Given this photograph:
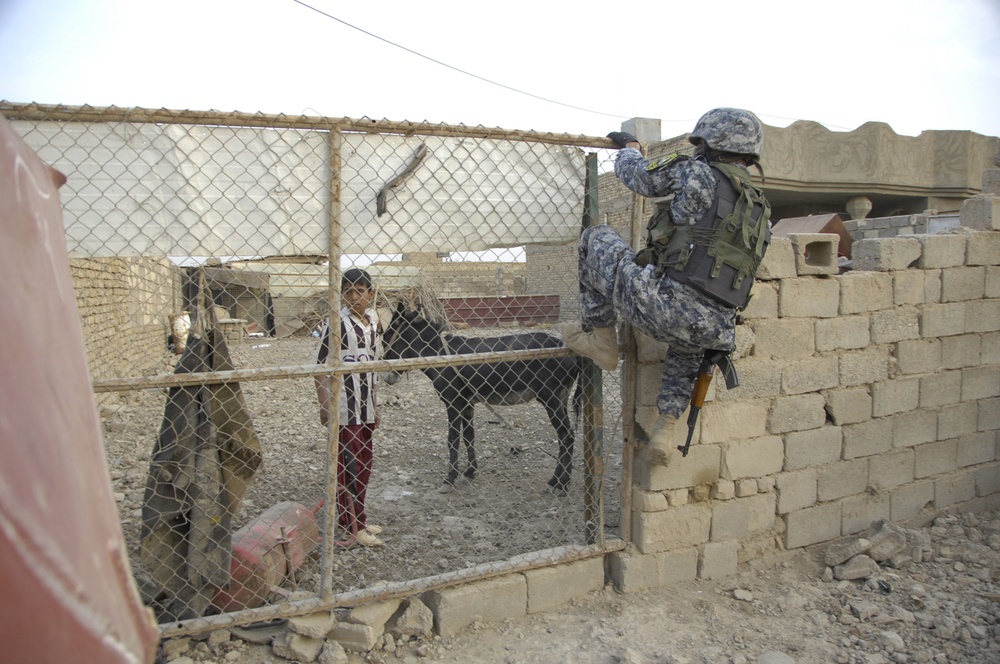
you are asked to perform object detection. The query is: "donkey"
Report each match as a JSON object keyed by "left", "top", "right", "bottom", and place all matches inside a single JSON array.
[{"left": 384, "top": 304, "right": 582, "bottom": 495}]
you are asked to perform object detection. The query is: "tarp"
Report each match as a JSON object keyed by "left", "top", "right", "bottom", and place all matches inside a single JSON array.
[
  {"left": 0, "top": 113, "right": 159, "bottom": 663},
  {"left": 12, "top": 121, "right": 585, "bottom": 258}
]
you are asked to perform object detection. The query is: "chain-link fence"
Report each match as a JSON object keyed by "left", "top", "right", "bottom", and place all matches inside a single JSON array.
[{"left": 3, "top": 102, "right": 636, "bottom": 636}]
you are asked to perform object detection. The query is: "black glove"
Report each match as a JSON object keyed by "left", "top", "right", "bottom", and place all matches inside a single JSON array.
[{"left": 606, "top": 131, "right": 638, "bottom": 149}]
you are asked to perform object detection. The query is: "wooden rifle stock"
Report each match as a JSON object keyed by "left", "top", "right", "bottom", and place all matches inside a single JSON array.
[{"left": 677, "top": 350, "right": 739, "bottom": 457}]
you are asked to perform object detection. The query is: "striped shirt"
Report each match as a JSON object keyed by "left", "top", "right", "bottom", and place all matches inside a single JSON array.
[{"left": 316, "top": 307, "right": 383, "bottom": 426}]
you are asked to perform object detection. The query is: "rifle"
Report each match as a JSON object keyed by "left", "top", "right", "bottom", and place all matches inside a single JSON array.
[{"left": 677, "top": 350, "right": 739, "bottom": 457}]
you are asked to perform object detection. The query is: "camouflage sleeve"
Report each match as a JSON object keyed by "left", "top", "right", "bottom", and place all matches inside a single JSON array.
[{"left": 612, "top": 149, "right": 716, "bottom": 226}]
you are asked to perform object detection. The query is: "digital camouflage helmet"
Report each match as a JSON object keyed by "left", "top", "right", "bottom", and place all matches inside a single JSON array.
[{"left": 689, "top": 108, "right": 764, "bottom": 162}]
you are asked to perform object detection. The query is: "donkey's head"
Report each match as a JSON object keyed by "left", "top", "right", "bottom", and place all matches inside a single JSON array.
[{"left": 384, "top": 302, "right": 445, "bottom": 362}]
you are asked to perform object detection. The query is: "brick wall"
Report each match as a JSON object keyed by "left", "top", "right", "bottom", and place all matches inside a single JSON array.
[
  {"left": 611, "top": 185, "right": 1000, "bottom": 591},
  {"left": 69, "top": 256, "right": 182, "bottom": 408}
]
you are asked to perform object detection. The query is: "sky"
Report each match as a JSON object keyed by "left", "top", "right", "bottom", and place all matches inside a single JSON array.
[{"left": 2, "top": 0, "right": 999, "bottom": 141}]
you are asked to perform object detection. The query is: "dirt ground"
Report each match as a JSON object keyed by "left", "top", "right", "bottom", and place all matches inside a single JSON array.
[{"left": 103, "top": 335, "right": 999, "bottom": 664}]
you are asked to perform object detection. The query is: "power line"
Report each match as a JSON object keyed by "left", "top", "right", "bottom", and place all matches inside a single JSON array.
[{"left": 289, "top": 0, "right": 630, "bottom": 120}]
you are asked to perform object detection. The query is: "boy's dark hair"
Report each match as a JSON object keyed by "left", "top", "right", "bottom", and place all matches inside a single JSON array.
[{"left": 342, "top": 268, "right": 373, "bottom": 289}]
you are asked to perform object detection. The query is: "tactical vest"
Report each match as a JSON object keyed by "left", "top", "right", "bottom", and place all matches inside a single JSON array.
[{"left": 641, "top": 160, "right": 771, "bottom": 310}]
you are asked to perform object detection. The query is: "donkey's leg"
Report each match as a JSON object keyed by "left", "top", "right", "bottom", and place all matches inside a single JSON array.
[
  {"left": 461, "top": 406, "right": 477, "bottom": 480},
  {"left": 541, "top": 393, "right": 576, "bottom": 495},
  {"left": 440, "top": 405, "right": 463, "bottom": 492}
]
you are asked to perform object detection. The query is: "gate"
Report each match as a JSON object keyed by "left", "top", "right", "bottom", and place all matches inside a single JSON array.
[{"left": 4, "top": 102, "right": 631, "bottom": 637}]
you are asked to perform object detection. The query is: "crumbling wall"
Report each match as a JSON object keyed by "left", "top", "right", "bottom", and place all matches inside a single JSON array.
[
  {"left": 610, "top": 179, "right": 1000, "bottom": 592},
  {"left": 69, "top": 256, "right": 182, "bottom": 407}
]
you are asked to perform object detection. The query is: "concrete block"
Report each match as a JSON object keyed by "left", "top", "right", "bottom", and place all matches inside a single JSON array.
[
  {"left": 870, "top": 306, "right": 920, "bottom": 343},
  {"left": 756, "top": 236, "right": 796, "bottom": 280},
  {"left": 919, "top": 371, "right": 962, "bottom": 408},
  {"left": 853, "top": 237, "right": 922, "bottom": 271},
  {"left": 895, "top": 338, "right": 941, "bottom": 375},
  {"left": 960, "top": 194, "right": 1000, "bottom": 231},
  {"left": 871, "top": 377, "right": 921, "bottom": 417},
  {"left": 787, "top": 233, "right": 839, "bottom": 275},
  {"left": 631, "top": 503, "right": 712, "bottom": 554},
  {"left": 633, "top": 489, "right": 669, "bottom": 512},
  {"left": 717, "top": 357, "right": 782, "bottom": 401},
  {"left": 915, "top": 233, "right": 967, "bottom": 268},
  {"left": 423, "top": 575, "right": 527, "bottom": 636},
  {"left": 843, "top": 417, "right": 893, "bottom": 459},
  {"left": 935, "top": 471, "right": 976, "bottom": 508},
  {"left": 815, "top": 315, "right": 870, "bottom": 351},
  {"left": 749, "top": 318, "right": 815, "bottom": 359},
  {"left": 784, "top": 502, "right": 842, "bottom": 549},
  {"left": 720, "top": 436, "right": 784, "bottom": 479},
  {"left": 839, "top": 272, "right": 894, "bottom": 314},
  {"left": 660, "top": 547, "right": 701, "bottom": 584},
  {"left": 958, "top": 432, "right": 997, "bottom": 467},
  {"left": 985, "top": 332, "right": 1000, "bottom": 364},
  {"left": 699, "top": 540, "right": 739, "bottom": 580},
  {"left": 735, "top": 478, "right": 758, "bottom": 497},
  {"left": 347, "top": 600, "right": 401, "bottom": 630},
  {"left": 987, "top": 266, "right": 1000, "bottom": 298},
  {"left": 924, "top": 269, "right": 943, "bottom": 302},
  {"left": 781, "top": 355, "right": 839, "bottom": 395},
  {"left": 893, "top": 270, "right": 926, "bottom": 306},
  {"left": 841, "top": 493, "right": 891, "bottom": 535},
  {"left": 869, "top": 448, "right": 915, "bottom": 491},
  {"left": 746, "top": 492, "right": 777, "bottom": 534},
  {"left": 890, "top": 480, "right": 936, "bottom": 521},
  {"left": 711, "top": 480, "right": 736, "bottom": 500},
  {"left": 666, "top": 488, "right": 689, "bottom": 506},
  {"left": 975, "top": 462, "right": 1000, "bottom": 496},
  {"left": 775, "top": 468, "right": 817, "bottom": 514},
  {"left": 892, "top": 409, "right": 938, "bottom": 448},
  {"left": 839, "top": 347, "right": 890, "bottom": 387},
  {"left": 818, "top": 458, "right": 870, "bottom": 501},
  {"left": 778, "top": 277, "right": 840, "bottom": 318},
  {"left": 635, "top": 363, "right": 663, "bottom": 409},
  {"left": 914, "top": 440, "right": 958, "bottom": 478},
  {"left": 938, "top": 401, "right": 978, "bottom": 440},
  {"left": 941, "top": 266, "right": 986, "bottom": 302},
  {"left": 824, "top": 387, "right": 872, "bottom": 426},
  {"left": 525, "top": 557, "right": 604, "bottom": 614},
  {"left": 639, "top": 443, "right": 720, "bottom": 491},
  {"left": 966, "top": 299, "right": 1000, "bottom": 333},
  {"left": 607, "top": 550, "right": 662, "bottom": 593},
  {"left": 784, "top": 425, "right": 843, "bottom": 471},
  {"left": 962, "top": 365, "right": 1000, "bottom": 401},
  {"left": 920, "top": 302, "right": 966, "bottom": 338},
  {"left": 984, "top": 169, "right": 1000, "bottom": 195},
  {"left": 273, "top": 632, "right": 324, "bottom": 661},
  {"left": 769, "top": 393, "right": 826, "bottom": 434},
  {"left": 979, "top": 397, "right": 1000, "bottom": 432},
  {"left": 699, "top": 400, "right": 769, "bottom": 444},
  {"left": 710, "top": 498, "right": 749, "bottom": 541},
  {"left": 742, "top": 281, "right": 778, "bottom": 319},
  {"left": 327, "top": 622, "right": 378, "bottom": 653},
  {"left": 941, "top": 334, "right": 981, "bottom": 369},
  {"left": 966, "top": 230, "right": 1000, "bottom": 266}
]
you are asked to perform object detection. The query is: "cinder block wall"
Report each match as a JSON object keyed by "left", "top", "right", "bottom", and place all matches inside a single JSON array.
[
  {"left": 69, "top": 256, "right": 182, "bottom": 409},
  {"left": 611, "top": 185, "right": 1000, "bottom": 592},
  {"left": 414, "top": 261, "right": 526, "bottom": 298}
]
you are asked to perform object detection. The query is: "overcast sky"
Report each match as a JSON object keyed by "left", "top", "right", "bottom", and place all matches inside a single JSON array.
[{"left": 2, "top": 0, "right": 999, "bottom": 141}]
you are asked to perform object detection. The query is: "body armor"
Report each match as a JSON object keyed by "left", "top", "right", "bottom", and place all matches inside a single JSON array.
[{"left": 642, "top": 160, "right": 771, "bottom": 310}]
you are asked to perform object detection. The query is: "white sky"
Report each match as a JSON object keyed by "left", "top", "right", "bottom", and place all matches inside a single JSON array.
[{"left": 2, "top": 0, "right": 999, "bottom": 140}]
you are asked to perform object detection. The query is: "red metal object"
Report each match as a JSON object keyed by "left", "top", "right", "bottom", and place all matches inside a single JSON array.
[
  {"left": 210, "top": 501, "right": 321, "bottom": 613},
  {"left": 0, "top": 115, "right": 159, "bottom": 661},
  {"left": 441, "top": 295, "right": 560, "bottom": 328}
]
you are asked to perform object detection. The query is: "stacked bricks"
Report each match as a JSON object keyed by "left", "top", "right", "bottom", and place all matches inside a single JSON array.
[{"left": 613, "top": 195, "right": 1000, "bottom": 591}]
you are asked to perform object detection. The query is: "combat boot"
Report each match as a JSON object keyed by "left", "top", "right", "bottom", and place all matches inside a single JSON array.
[
  {"left": 559, "top": 322, "right": 618, "bottom": 371},
  {"left": 647, "top": 413, "right": 678, "bottom": 466}
]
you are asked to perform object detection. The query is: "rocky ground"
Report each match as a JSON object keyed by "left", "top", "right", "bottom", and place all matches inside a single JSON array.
[{"left": 100, "top": 335, "right": 999, "bottom": 664}]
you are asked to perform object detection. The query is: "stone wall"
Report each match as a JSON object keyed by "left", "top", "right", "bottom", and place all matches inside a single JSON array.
[
  {"left": 610, "top": 184, "right": 1000, "bottom": 592},
  {"left": 69, "top": 256, "right": 182, "bottom": 408},
  {"left": 408, "top": 259, "right": 527, "bottom": 299}
]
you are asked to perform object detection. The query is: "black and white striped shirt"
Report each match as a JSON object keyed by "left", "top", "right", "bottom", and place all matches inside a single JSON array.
[{"left": 316, "top": 307, "right": 382, "bottom": 425}]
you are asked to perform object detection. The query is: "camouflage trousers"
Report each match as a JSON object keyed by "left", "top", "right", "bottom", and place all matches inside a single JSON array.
[{"left": 577, "top": 225, "right": 737, "bottom": 417}]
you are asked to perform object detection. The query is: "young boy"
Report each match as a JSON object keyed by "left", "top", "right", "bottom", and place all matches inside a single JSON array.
[{"left": 315, "top": 268, "right": 386, "bottom": 547}]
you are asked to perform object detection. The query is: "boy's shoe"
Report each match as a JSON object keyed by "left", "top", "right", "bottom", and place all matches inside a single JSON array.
[
  {"left": 354, "top": 528, "right": 383, "bottom": 547},
  {"left": 364, "top": 524, "right": 383, "bottom": 536},
  {"left": 559, "top": 322, "right": 618, "bottom": 371}
]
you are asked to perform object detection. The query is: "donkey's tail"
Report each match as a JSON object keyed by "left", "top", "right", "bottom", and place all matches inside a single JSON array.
[{"left": 571, "top": 355, "right": 584, "bottom": 427}]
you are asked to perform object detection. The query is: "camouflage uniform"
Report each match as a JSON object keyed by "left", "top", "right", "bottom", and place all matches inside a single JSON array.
[{"left": 577, "top": 147, "right": 740, "bottom": 417}]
